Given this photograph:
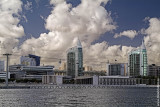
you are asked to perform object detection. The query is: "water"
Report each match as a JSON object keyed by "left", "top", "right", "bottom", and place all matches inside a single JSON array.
[{"left": 0, "top": 87, "right": 157, "bottom": 107}]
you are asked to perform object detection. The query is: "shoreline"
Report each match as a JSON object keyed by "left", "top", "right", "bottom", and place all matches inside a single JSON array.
[{"left": 0, "top": 83, "right": 158, "bottom": 89}]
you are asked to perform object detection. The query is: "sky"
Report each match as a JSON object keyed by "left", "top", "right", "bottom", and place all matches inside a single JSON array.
[{"left": 0, "top": 0, "right": 160, "bottom": 70}]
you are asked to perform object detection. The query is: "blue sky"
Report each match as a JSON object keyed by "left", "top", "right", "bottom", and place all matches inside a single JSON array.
[
  {"left": 19, "top": 0, "right": 160, "bottom": 47},
  {"left": 105, "top": 0, "right": 160, "bottom": 46}
]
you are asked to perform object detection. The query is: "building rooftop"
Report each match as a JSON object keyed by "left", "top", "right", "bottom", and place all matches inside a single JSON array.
[
  {"left": 77, "top": 37, "right": 82, "bottom": 48},
  {"left": 99, "top": 76, "right": 130, "bottom": 78},
  {"left": 141, "top": 40, "right": 146, "bottom": 50}
]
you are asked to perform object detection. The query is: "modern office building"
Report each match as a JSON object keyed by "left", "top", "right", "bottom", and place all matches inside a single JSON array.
[
  {"left": 0, "top": 60, "right": 4, "bottom": 72},
  {"left": 148, "top": 64, "right": 160, "bottom": 77},
  {"left": 128, "top": 40, "right": 148, "bottom": 77},
  {"left": 67, "top": 38, "right": 83, "bottom": 77},
  {"left": 9, "top": 64, "right": 54, "bottom": 80},
  {"left": 99, "top": 76, "right": 136, "bottom": 85},
  {"left": 106, "top": 63, "right": 128, "bottom": 76},
  {"left": 20, "top": 54, "right": 40, "bottom": 66}
]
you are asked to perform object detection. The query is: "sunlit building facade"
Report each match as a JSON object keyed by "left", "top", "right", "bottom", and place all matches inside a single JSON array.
[
  {"left": 59, "top": 62, "right": 67, "bottom": 71},
  {"left": 128, "top": 40, "right": 148, "bottom": 77},
  {"left": 67, "top": 38, "right": 83, "bottom": 77},
  {"left": 107, "top": 63, "right": 128, "bottom": 76},
  {"left": 84, "top": 65, "right": 93, "bottom": 71}
]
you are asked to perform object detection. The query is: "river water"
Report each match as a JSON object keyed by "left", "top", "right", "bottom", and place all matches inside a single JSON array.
[{"left": 0, "top": 87, "right": 157, "bottom": 107}]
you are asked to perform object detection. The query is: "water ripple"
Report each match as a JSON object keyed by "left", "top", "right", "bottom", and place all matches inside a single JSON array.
[{"left": 0, "top": 88, "right": 157, "bottom": 107}]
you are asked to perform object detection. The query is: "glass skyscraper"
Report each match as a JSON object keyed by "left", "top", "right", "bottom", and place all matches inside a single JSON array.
[
  {"left": 128, "top": 40, "right": 148, "bottom": 77},
  {"left": 67, "top": 38, "right": 83, "bottom": 77},
  {"left": 107, "top": 63, "right": 128, "bottom": 76}
]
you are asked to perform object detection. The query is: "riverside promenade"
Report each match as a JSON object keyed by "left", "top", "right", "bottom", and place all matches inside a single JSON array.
[{"left": 0, "top": 83, "right": 157, "bottom": 89}]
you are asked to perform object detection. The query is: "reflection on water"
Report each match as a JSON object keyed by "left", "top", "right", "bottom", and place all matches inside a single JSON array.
[{"left": 0, "top": 87, "right": 157, "bottom": 107}]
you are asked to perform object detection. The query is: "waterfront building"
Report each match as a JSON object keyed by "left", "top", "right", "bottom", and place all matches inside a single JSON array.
[
  {"left": 42, "top": 75, "right": 96, "bottom": 85},
  {"left": 9, "top": 64, "right": 23, "bottom": 72},
  {"left": 42, "top": 75, "right": 63, "bottom": 85},
  {"left": 106, "top": 63, "right": 128, "bottom": 76},
  {"left": 9, "top": 55, "right": 53, "bottom": 80},
  {"left": 42, "top": 75, "right": 137, "bottom": 85},
  {"left": 128, "top": 40, "right": 148, "bottom": 77},
  {"left": 20, "top": 54, "right": 40, "bottom": 66},
  {"left": 99, "top": 76, "right": 136, "bottom": 85},
  {"left": 0, "top": 60, "right": 4, "bottom": 72},
  {"left": 9, "top": 64, "right": 54, "bottom": 80},
  {"left": 74, "top": 76, "right": 93, "bottom": 84},
  {"left": 67, "top": 38, "right": 83, "bottom": 77},
  {"left": 0, "top": 72, "right": 10, "bottom": 79},
  {"left": 148, "top": 64, "right": 160, "bottom": 77}
]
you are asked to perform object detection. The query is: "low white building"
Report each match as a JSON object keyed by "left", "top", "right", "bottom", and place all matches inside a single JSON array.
[
  {"left": 42, "top": 75, "right": 136, "bottom": 85},
  {"left": 99, "top": 76, "right": 136, "bottom": 85},
  {"left": 42, "top": 75, "right": 63, "bottom": 85},
  {"left": 9, "top": 64, "right": 54, "bottom": 80},
  {"left": 0, "top": 72, "right": 10, "bottom": 79}
]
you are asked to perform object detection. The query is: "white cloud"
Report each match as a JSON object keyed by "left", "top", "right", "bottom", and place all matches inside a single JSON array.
[
  {"left": 45, "top": 0, "right": 116, "bottom": 44},
  {"left": 114, "top": 30, "right": 138, "bottom": 39},
  {"left": 50, "top": 0, "right": 65, "bottom": 5},
  {"left": 83, "top": 42, "right": 134, "bottom": 70},
  {"left": 0, "top": 0, "right": 22, "bottom": 14},
  {"left": 0, "top": 37, "right": 19, "bottom": 54},
  {"left": 2, "top": 0, "right": 158, "bottom": 70},
  {"left": 143, "top": 18, "right": 160, "bottom": 65},
  {"left": 0, "top": 0, "right": 24, "bottom": 57},
  {"left": 20, "top": 0, "right": 118, "bottom": 69},
  {"left": 143, "top": 17, "right": 150, "bottom": 22}
]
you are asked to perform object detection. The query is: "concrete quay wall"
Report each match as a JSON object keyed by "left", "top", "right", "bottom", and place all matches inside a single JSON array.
[{"left": 0, "top": 84, "right": 157, "bottom": 89}]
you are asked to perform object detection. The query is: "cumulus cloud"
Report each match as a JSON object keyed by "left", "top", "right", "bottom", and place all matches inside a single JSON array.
[
  {"left": 0, "top": 0, "right": 24, "bottom": 55},
  {"left": 0, "top": 0, "right": 157, "bottom": 70},
  {"left": 114, "top": 30, "right": 138, "bottom": 39},
  {"left": 1, "top": 0, "right": 153, "bottom": 70},
  {"left": 0, "top": 37, "right": 19, "bottom": 53},
  {"left": 45, "top": 0, "right": 116, "bottom": 44},
  {"left": 20, "top": 0, "right": 118, "bottom": 69},
  {"left": 50, "top": 0, "right": 65, "bottom": 5},
  {"left": 83, "top": 42, "right": 134, "bottom": 70},
  {"left": 143, "top": 18, "right": 160, "bottom": 65}
]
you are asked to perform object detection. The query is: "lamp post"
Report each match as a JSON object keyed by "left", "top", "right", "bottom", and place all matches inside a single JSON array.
[{"left": 3, "top": 53, "right": 12, "bottom": 87}]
